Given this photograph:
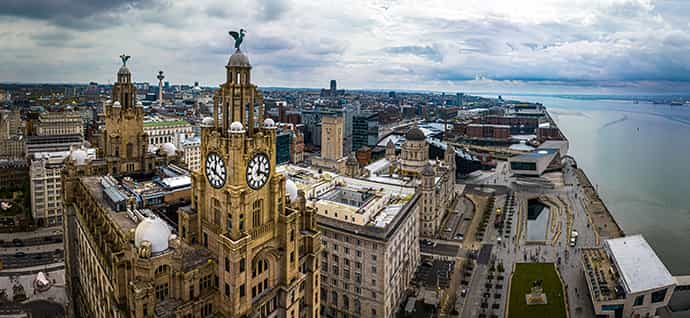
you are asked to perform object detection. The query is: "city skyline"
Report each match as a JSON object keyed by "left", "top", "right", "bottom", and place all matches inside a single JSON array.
[{"left": 2, "top": 0, "right": 690, "bottom": 94}]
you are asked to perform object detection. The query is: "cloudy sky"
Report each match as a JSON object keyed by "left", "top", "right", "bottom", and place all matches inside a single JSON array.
[{"left": 2, "top": 0, "right": 690, "bottom": 93}]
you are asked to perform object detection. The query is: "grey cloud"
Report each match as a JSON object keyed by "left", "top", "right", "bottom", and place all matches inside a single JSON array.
[
  {"left": 383, "top": 45, "right": 442, "bottom": 62},
  {"left": 0, "top": 0, "right": 155, "bottom": 29}
]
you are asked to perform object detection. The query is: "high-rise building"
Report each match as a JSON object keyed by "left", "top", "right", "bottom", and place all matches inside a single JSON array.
[
  {"left": 62, "top": 44, "right": 321, "bottom": 318},
  {"left": 330, "top": 80, "right": 337, "bottom": 96},
  {"left": 320, "top": 115, "right": 343, "bottom": 161},
  {"left": 352, "top": 112, "right": 378, "bottom": 152},
  {"left": 276, "top": 131, "right": 291, "bottom": 164}
]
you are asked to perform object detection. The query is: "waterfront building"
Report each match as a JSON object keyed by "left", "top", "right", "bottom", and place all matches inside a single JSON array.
[
  {"left": 364, "top": 135, "right": 456, "bottom": 238},
  {"left": 399, "top": 127, "right": 428, "bottom": 176},
  {"left": 62, "top": 46, "right": 321, "bottom": 318},
  {"left": 280, "top": 165, "right": 420, "bottom": 318},
  {"left": 581, "top": 235, "right": 676, "bottom": 318}
]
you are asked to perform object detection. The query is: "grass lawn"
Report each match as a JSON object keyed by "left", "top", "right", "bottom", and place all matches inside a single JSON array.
[{"left": 508, "top": 263, "right": 566, "bottom": 318}]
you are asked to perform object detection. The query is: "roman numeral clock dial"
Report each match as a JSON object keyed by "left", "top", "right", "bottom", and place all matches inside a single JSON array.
[
  {"left": 247, "top": 153, "right": 270, "bottom": 190},
  {"left": 205, "top": 152, "right": 226, "bottom": 189}
]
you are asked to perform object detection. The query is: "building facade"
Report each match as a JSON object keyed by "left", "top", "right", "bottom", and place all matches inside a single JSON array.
[
  {"left": 30, "top": 150, "right": 92, "bottom": 226},
  {"left": 181, "top": 137, "right": 201, "bottom": 172},
  {"left": 144, "top": 117, "right": 193, "bottom": 147},
  {"left": 34, "top": 111, "right": 84, "bottom": 137},
  {"left": 352, "top": 113, "right": 378, "bottom": 153},
  {"left": 321, "top": 115, "right": 344, "bottom": 161},
  {"left": 281, "top": 165, "right": 420, "bottom": 318},
  {"left": 63, "top": 47, "right": 322, "bottom": 318}
]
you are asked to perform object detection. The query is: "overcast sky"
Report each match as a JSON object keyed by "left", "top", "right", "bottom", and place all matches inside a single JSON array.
[{"left": 2, "top": 0, "right": 690, "bottom": 93}]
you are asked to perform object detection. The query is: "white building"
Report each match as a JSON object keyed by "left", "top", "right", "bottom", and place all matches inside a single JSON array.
[
  {"left": 30, "top": 148, "right": 95, "bottom": 225},
  {"left": 143, "top": 116, "right": 193, "bottom": 147},
  {"left": 280, "top": 165, "right": 420, "bottom": 318},
  {"left": 581, "top": 235, "right": 676, "bottom": 318},
  {"left": 181, "top": 136, "right": 201, "bottom": 172}
]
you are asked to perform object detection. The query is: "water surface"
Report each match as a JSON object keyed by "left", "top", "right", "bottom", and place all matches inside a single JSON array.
[{"left": 503, "top": 95, "right": 690, "bottom": 274}]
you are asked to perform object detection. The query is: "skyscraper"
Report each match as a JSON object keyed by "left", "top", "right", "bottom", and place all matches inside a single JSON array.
[{"left": 330, "top": 79, "right": 337, "bottom": 96}]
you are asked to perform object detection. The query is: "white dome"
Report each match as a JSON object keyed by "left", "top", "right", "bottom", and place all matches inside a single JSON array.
[
  {"left": 161, "top": 143, "right": 177, "bottom": 156},
  {"left": 285, "top": 179, "right": 298, "bottom": 201},
  {"left": 230, "top": 121, "right": 244, "bottom": 133},
  {"left": 69, "top": 149, "right": 88, "bottom": 165},
  {"left": 263, "top": 118, "right": 276, "bottom": 129},
  {"left": 113, "top": 101, "right": 121, "bottom": 107},
  {"left": 201, "top": 117, "right": 214, "bottom": 127},
  {"left": 134, "top": 217, "right": 172, "bottom": 253}
]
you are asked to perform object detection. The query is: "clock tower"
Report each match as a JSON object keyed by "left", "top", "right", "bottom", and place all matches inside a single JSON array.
[{"left": 182, "top": 37, "right": 321, "bottom": 318}]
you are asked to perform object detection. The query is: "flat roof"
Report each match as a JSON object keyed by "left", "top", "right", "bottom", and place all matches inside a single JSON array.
[{"left": 606, "top": 235, "right": 675, "bottom": 294}]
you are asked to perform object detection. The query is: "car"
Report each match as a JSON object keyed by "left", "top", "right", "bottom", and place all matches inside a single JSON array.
[
  {"left": 454, "top": 234, "right": 464, "bottom": 241},
  {"left": 420, "top": 239, "right": 436, "bottom": 247},
  {"left": 570, "top": 230, "right": 579, "bottom": 247},
  {"left": 12, "top": 239, "right": 23, "bottom": 247},
  {"left": 14, "top": 252, "right": 26, "bottom": 257},
  {"left": 461, "top": 288, "right": 468, "bottom": 297}
]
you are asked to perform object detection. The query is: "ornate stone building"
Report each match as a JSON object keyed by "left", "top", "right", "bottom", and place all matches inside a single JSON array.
[
  {"left": 63, "top": 45, "right": 321, "bottom": 318},
  {"left": 101, "top": 58, "right": 156, "bottom": 175},
  {"left": 398, "top": 127, "right": 428, "bottom": 176}
]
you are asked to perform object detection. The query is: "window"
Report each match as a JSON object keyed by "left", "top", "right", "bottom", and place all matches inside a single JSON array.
[
  {"left": 225, "top": 283, "right": 230, "bottom": 296},
  {"left": 652, "top": 289, "right": 668, "bottom": 303},
  {"left": 634, "top": 295, "right": 644, "bottom": 306},
  {"left": 239, "top": 214, "right": 245, "bottom": 232},
  {"left": 225, "top": 257, "right": 230, "bottom": 272},
  {"left": 239, "top": 258, "right": 245, "bottom": 272},
  {"left": 252, "top": 199, "right": 263, "bottom": 227},
  {"left": 239, "top": 284, "right": 245, "bottom": 297},
  {"left": 155, "top": 283, "right": 169, "bottom": 301}
]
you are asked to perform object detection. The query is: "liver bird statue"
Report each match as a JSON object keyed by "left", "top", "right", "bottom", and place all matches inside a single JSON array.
[
  {"left": 120, "top": 54, "right": 131, "bottom": 66},
  {"left": 229, "top": 29, "right": 246, "bottom": 50}
]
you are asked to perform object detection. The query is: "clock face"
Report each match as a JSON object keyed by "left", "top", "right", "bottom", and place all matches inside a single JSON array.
[
  {"left": 246, "top": 153, "right": 270, "bottom": 190},
  {"left": 205, "top": 152, "right": 226, "bottom": 189}
]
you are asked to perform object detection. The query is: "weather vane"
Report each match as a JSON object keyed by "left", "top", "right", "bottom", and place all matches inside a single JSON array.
[
  {"left": 229, "top": 29, "right": 246, "bottom": 50},
  {"left": 120, "top": 54, "right": 131, "bottom": 66}
]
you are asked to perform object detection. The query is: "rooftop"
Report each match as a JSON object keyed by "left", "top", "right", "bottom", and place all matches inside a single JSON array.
[{"left": 606, "top": 235, "right": 675, "bottom": 294}]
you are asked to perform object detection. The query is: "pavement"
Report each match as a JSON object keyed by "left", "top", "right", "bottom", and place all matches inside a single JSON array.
[{"left": 451, "top": 160, "right": 600, "bottom": 318}]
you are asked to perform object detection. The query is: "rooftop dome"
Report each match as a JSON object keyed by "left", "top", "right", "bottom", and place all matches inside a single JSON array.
[
  {"left": 201, "top": 117, "right": 214, "bottom": 127},
  {"left": 263, "top": 118, "right": 276, "bottom": 129},
  {"left": 228, "top": 50, "right": 251, "bottom": 67},
  {"left": 118, "top": 65, "right": 131, "bottom": 75},
  {"left": 134, "top": 217, "right": 172, "bottom": 253},
  {"left": 136, "top": 101, "right": 143, "bottom": 108},
  {"left": 230, "top": 121, "right": 245, "bottom": 133},
  {"left": 285, "top": 179, "right": 298, "bottom": 202},
  {"left": 160, "top": 143, "right": 177, "bottom": 157},
  {"left": 69, "top": 148, "right": 88, "bottom": 166},
  {"left": 422, "top": 163, "right": 435, "bottom": 176},
  {"left": 405, "top": 127, "right": 425, "bottom": 141},
  {"left": 113, "top": 101, "right": 121, "bottom": 108}
]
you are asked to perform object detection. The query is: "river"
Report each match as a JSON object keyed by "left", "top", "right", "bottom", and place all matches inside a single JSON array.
[{"left": 500, "top": 95, "right": 690, "bottom": 275}]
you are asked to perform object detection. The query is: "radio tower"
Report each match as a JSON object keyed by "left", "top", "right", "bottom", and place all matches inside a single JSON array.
[{"left": 157, "top": 70, "right": 165, "bottom": 108}]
